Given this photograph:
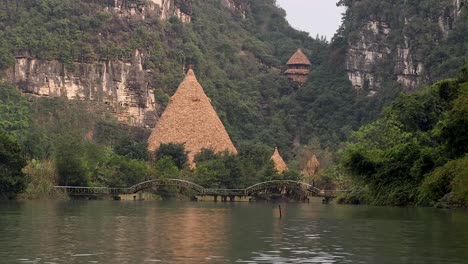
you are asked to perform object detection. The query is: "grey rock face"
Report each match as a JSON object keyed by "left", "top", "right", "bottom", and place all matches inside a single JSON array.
[
  {"left": 345, "top": 0, "right": 465, "bottom": 93},
  {"left": 8, "top": 50, "right": 158, "bottom": 128},
  {"left": 5, "top": 0, "right": 198, "bottom": 128},
  {"left": 107, "top": 0, "right": 191, "bottom": 22}
]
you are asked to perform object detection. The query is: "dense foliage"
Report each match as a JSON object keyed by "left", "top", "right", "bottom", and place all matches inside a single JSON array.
[
  {"left": 0, "top": 82, "right": 32, "bottom": 144},
  {"left": 0, "top": 0, "right": 466, "bottom": 202},
  {"left": 20, "top": 159, "right": 67, "bottom": 199},
  {"left": 155, "top": 143, "right": 189, "bottom": 169},
  {"left": 191, "top": 146, "right": 300, "bottom": 189},
  {"left": 340, "top": 65, "right": 468, "bottom": 207},
  {"left": 0, "top": 0, "right": 397, "bottom": 162},
  {"left": 0, "top": 132, "right": 26, "bottom": 199},
  {"left": 337, "top": 0, "right": 467, "bottom": 84}
]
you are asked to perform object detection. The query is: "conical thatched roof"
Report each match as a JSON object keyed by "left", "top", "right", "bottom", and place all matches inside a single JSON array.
[
  {"left": 271, "top": 147, "right": 288, "bottom": 173},
  {"left": 301, "top": 154, "right": 320, "bottom": 177},
  {"left": 148, "top": 69, "right": 237, "bottom": 165},
  {"left": 287, "top": 49, "right": 311, "bottom": 65}
]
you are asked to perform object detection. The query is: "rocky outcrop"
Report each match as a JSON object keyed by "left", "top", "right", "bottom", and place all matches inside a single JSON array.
[
  {"left": 5, "top": 0, "right": 199, "bottom": 128},
  {"left": 8, "top": 50, "right": 158, "bottom": 128},
  {"left": 107, "top": 0, "right": 192, "bottom": 22},
  {"left": 394, "top": 37, "right": 425, "bottom": 91},
  {"left": 221, "top": 0, "right": 249, "bottom": 18},
  {"left": 4, "top": 0, "right": 253, "bottom": 129},
  {"left": 345, "top": 20, "right": 390, "bottom": 93},
  {"left": 439, "top": 0, "right": 465, "bottom": 37},
  {"left": 345, "top": 0, "right": 466, "bottom": 92}
]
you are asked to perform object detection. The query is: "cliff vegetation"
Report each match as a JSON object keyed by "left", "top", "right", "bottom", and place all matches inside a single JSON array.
[
  {"left": 0, "top": 0, "right": 466, "bottom": 202},
  {"left": 338, "top": 65, "right": 468, "bottom": 207},
  {"left": 337, "top": 0, "right": 467, "bottom": 92}
]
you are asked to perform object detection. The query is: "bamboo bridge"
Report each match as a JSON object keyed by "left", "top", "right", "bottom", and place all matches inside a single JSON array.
[{"left": 55, "top": 179, "right": 343, "bottom": 203}]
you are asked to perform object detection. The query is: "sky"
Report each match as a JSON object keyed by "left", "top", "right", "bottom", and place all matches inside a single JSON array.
[{"left": 276, "top": 0, "right": 345, "bottom": 41}]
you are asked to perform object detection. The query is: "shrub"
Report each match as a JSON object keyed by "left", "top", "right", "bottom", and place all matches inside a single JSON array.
[
  {"left": 20, "top": 160, "right": 67, "bottom": 199},
  {"left": 55, "top": 138, "right": 90, "bottom": 186},
  {"left": 98, "top": 155, "right": 148, "bottom": 187},
  {"left": 418, "top": 156, "right": 468, "bottom": 207},
  {"left": 155, "top": 143, "right": 188, "bottom": 169},
  {"left": 152, "top": 156, "right": 180, "bottom": 179},
  {"left": 0, "top": 132, "right": 26, "bottom": 199}
]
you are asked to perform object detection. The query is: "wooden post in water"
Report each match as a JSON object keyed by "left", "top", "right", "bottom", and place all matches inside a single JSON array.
[{"left": 278, "top": 205, "right": 282, "bottom": 219}]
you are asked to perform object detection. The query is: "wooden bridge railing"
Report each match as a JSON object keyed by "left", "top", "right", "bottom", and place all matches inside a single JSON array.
[
  {"left": 55, "top": 179, "right": 345, "bottom": 198},
  {"left": 54, "top": 186, "right": 129, "bottom": 196},
  {"left": 128, "top": 179, "right": 205, "bottom": 195}
]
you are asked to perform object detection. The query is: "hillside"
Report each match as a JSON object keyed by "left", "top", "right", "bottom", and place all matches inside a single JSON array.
[
  {"left": 0, "top": 0, "right": 376, "bottom": 160},
  {"left": 339, "top": 64, "right": 468, "bottom": 207},
  {"left": 0, "top": 0, "right": 467, "bottom": 199},
  {"left": 339, "top": 0, "right": 467, "bottom": 93}
]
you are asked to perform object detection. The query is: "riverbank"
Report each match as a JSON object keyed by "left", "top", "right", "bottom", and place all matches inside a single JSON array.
[{"left": 335, "top": 187, "right": 468, "bottom": 209}]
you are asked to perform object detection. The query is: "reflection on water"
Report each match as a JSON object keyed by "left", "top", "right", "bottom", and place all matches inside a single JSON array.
[{"left": 0, "top": 200, "right": 468, "bottom": 263}]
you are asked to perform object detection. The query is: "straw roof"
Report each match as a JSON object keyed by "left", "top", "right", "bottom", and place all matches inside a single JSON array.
[
  {"left": 301, "top": 154, "right": 320, "bottom": 177},
  {"left": 285, "top": 68, "right": 310, "bottom": 75},
  {"left": 148, "top": 69, "right": 238, "bottom": 165},
  {"left": 271, "top": 147, "right": 288, "bottom": 173},
  {"left": 287, "top": 49, "right": 311, "bottom": 66}
]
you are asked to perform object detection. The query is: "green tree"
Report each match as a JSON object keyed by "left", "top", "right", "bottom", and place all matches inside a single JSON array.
[
  {"left": 155, "top": 143, "right": 188, "bottom": 169},
  {"left": 218, "top": 153, "right": 243, "bottom": 189},
  {"left": 55, "top": 138, "right": 89, "bottom": 186},
  {"left": 439, "top": 83, "right": 468, "bottom": 156},
  {"left": 98, "top": 155, "right": 148, "bottom": 187},
  {"left": 0, "top": 82, "right": 32, "bottom": 143},
  {"left": 281, "top": 170, "right": 302, "bottom": 181},
  {"left": 193, "top": 159, "right": 227, "bottom": 188},
  {"left": 114, "top": 139, "right": 148, "bottom": 160},
  {"left": 0, "top": 132, "right": 26, "bottom": 199},
  {"left": 152, "top": 156, "right": 180, "bottom": 179},
  {"left": 237, "top": 143, "right": 275, "bottom": 184},
  {"left": 340, "top": 65, "right": 468, "bottom": 206},
  {"left": 194, "top": 148, "right": 217, "bottom": 163},
  {"left": 418, "top": 156, "right": 468, "bottom": 207}
]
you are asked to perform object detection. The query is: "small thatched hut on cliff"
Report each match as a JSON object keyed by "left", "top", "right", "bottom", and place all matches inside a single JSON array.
[
  {"left": 285, "top": 49, "right": 311, "bottom": 85},
  {"left": 271, "top": 147, "right": 288, "bottom": 173},
  {"left": 147, "top": 69, "right": 237, "bottom": 165}
]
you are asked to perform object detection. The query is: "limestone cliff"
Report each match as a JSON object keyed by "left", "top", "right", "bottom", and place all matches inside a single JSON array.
[
  {"left": 107, "top": 0, "right": 192, "bottom": 22},
  {"left": 4, "top": 0, "right": 252, "bottom": 128},
  {"left": 343, "top": 0, "right": 466, "bottom": 93},
  {"left": 5, "top": 0, "right": 197, "bottom": 128},
  {"left": 221, "top": 0, "right": 249, "bottom": 18},
  {"left": 8, "top": 50, "right": 158, "bottom": 128}
]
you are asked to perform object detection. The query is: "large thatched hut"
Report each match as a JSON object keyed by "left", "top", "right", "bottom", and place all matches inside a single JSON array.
[{"left": 148, "top": 69, "right": 237, "bottom": 165}]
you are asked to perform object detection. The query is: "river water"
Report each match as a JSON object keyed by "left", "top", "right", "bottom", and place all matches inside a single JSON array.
[{"left": 1, "top": 199, "right": 467, "bottom": 263}]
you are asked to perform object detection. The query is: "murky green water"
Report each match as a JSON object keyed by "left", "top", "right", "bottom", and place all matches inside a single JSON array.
[{"left": 1, "top": 199, "right": 467, "bottom": 263}]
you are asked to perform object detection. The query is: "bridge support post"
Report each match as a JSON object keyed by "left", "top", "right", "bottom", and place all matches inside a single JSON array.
[
  {"left": 229, "top": 195, "right": 234, "bottom": 202},
  {"left": 214, "top": 195, "right": 218, "bottom": 202},
  {"left": 322, "top": 197, "right": 331, "bottom": 204}
]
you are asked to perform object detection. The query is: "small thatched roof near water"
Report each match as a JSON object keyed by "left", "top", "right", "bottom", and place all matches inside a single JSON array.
[
  {"left": 287, "top": 49, "right": 311, "bottom": 66},
  {"left": 148, "top": 69, "right": 238, "bottom": 165},
  {"left": 271, "top": 147, "right": 288, "bottom": 173},
  {"left": 301, "top": 154, "right": 320, "bottom": 177}
]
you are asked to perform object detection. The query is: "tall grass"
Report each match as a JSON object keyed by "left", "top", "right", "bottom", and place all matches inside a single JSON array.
[{"left": 18, "top": 160, "right": 68, "bottom": 200}]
